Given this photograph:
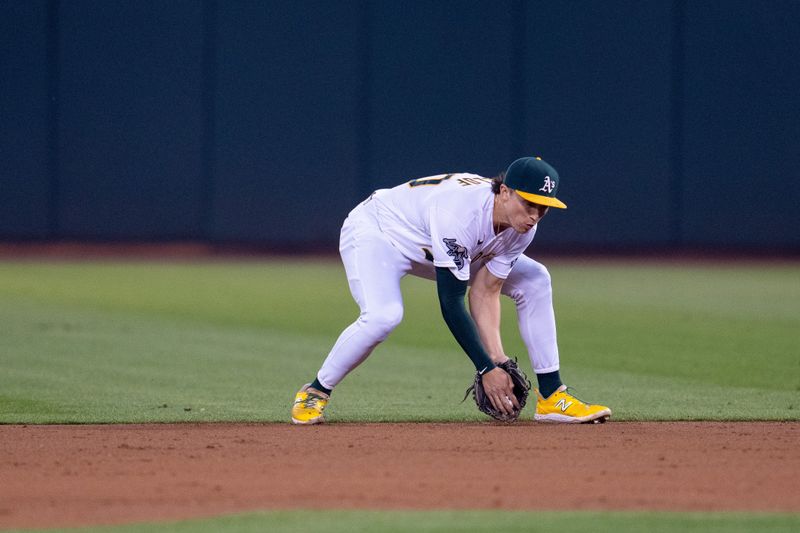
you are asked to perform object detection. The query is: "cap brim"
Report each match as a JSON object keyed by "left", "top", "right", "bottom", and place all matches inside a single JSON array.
[{"left": 515, "top": 190, "right": 567, "bottom": 209}]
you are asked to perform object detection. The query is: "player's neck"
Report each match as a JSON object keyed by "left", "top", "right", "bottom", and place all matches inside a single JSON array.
[{"left": 492, "top": 195, "right": 509, "bottom": 234}]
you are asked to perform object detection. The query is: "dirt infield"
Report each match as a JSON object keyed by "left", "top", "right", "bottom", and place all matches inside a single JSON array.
[{"left": 1, "top": 422, "right": 798, "bottom": 529}]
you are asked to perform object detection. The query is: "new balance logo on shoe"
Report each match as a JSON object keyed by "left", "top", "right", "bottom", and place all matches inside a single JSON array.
[{"left": 555, "top": 398, "right": 573, "bottom": 412}]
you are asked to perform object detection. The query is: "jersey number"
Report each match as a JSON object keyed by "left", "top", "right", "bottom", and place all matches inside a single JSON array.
[{"left": 408, "top": 173, "right": 453, "bottom": 187}]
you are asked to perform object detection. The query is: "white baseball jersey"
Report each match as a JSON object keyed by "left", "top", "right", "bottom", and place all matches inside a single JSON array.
[{"left": 370, "top": 173, "right": 537, "bottom": 281}]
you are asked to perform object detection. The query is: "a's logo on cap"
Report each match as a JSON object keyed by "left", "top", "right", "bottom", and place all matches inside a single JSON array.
[{"left": 539, "top": 176, "right": 555, "bottom": 194}]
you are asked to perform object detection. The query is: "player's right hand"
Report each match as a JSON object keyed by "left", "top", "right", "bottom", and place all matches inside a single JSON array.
[{"left": 480, "top": 367, "right": 520, "bottom": 416}]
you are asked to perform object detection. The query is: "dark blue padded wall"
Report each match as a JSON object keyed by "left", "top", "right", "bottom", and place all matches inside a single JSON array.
[
  {"left": 0, "top": 1, "right": 50, "bottom": 238},
  {"left": 523, "top": 0, "right": 674, "bottom": 247},
  {"left": 56, "top": 1, "right": 205, "bottom": 239},
  {"left": 682, "top": 0, "right": 800, "bottom": 247},
  {"left": 367, "top": 1, "right": 515, "bottom": 191},
  {"left": 1, "top": 1, "right": 799, "bottom": 249},
  {"left": 211, "top": 2, "right": 360, "bottom": 244}
]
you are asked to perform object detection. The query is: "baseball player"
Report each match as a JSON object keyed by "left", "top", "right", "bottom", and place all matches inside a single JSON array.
[{"left": 291, "top": 156, "right": 611, "bottom": 424}]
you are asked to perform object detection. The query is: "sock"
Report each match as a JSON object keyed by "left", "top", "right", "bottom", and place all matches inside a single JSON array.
[
  {"left": 536, "top": 370, "right": 562, "bottom": 398},
  {"left": 309, "top": 378, "right": 332, "bottom": 396}
]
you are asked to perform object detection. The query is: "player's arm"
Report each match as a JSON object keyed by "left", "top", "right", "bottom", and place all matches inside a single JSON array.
[
  {"left": 467, "top": 264, "right": 507, "bottom": 364},
  {"left": 435, "top": 267, "right": 519, "bottom": 415},
  {"left": 435, "top": 267, "right": 494, "bottom": 373}
]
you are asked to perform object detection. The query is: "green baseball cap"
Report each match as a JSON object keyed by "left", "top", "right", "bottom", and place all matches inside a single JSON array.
[{"left": 503, "top": 156, "right": 567, "bottom": 209}]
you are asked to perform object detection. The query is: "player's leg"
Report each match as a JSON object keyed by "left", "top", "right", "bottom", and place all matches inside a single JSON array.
[
  {"left": 502, "top": 255, "right": 611, "bottom": 423},
  {"left": 315, "top": 224, "right": 409, "bottom": 389},
  {"left": 292, "top": 205, "right": 410, "bottom": 424},
  {"left": 501, "top": 255, "right": 560, "bottom": 379}
]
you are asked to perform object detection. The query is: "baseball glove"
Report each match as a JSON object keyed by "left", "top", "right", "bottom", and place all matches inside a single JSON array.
[{"left": 463, "top": 358, "right": 531, "bottom": 421}]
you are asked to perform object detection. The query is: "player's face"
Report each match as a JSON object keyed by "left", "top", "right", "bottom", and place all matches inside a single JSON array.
[{"left": 503, "top": 187, "right": 549, "bottom": 233}]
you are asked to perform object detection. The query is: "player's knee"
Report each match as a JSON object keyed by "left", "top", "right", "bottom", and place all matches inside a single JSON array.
[
  {"left": 360, "top": 304, "right": 404, "bottom": 339},
  {"left": 518, "top": 264, "right": 552, "bottom": 298},
  {"left": 375, "top": 303, "right": 404, "bottom": 331}
]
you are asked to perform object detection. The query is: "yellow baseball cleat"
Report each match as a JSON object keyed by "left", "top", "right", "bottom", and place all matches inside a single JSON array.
[
  {"left": 291, "top": 384, "right": 329, "bottom": 425},
  {"left": 534, "top": 385, "right": 611, "bottom": 424}
]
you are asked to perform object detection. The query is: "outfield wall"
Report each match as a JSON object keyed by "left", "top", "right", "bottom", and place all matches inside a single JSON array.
[{"left": 2, "top": 0, "right": 798, "bottom": 249}]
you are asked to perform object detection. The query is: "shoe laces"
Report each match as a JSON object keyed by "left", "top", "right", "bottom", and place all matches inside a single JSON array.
[
  {"left": 301, "top": 392, "right": 326, "bottom": 409},
  {"left": 562, "top": 386, "right": 590, "bottom": 406}
]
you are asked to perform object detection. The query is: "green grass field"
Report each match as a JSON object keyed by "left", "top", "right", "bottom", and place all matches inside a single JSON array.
[
  {"left": 7, "top": 510, "right": 800, "bottom": 533},
  {"left": 1, "top": 259, "right": 797, "bottom": 423},
  {"left": 1, "top": 258, "right": 798, "bottom": 533}
]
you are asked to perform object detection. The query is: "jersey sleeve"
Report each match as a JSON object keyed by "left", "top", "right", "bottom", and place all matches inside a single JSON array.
[
  {"left": 429, "top": 205, "right": 476, "bottom": 281},
  {"left": 484, "top": 226, "right": 536, "bottom": 279}
]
